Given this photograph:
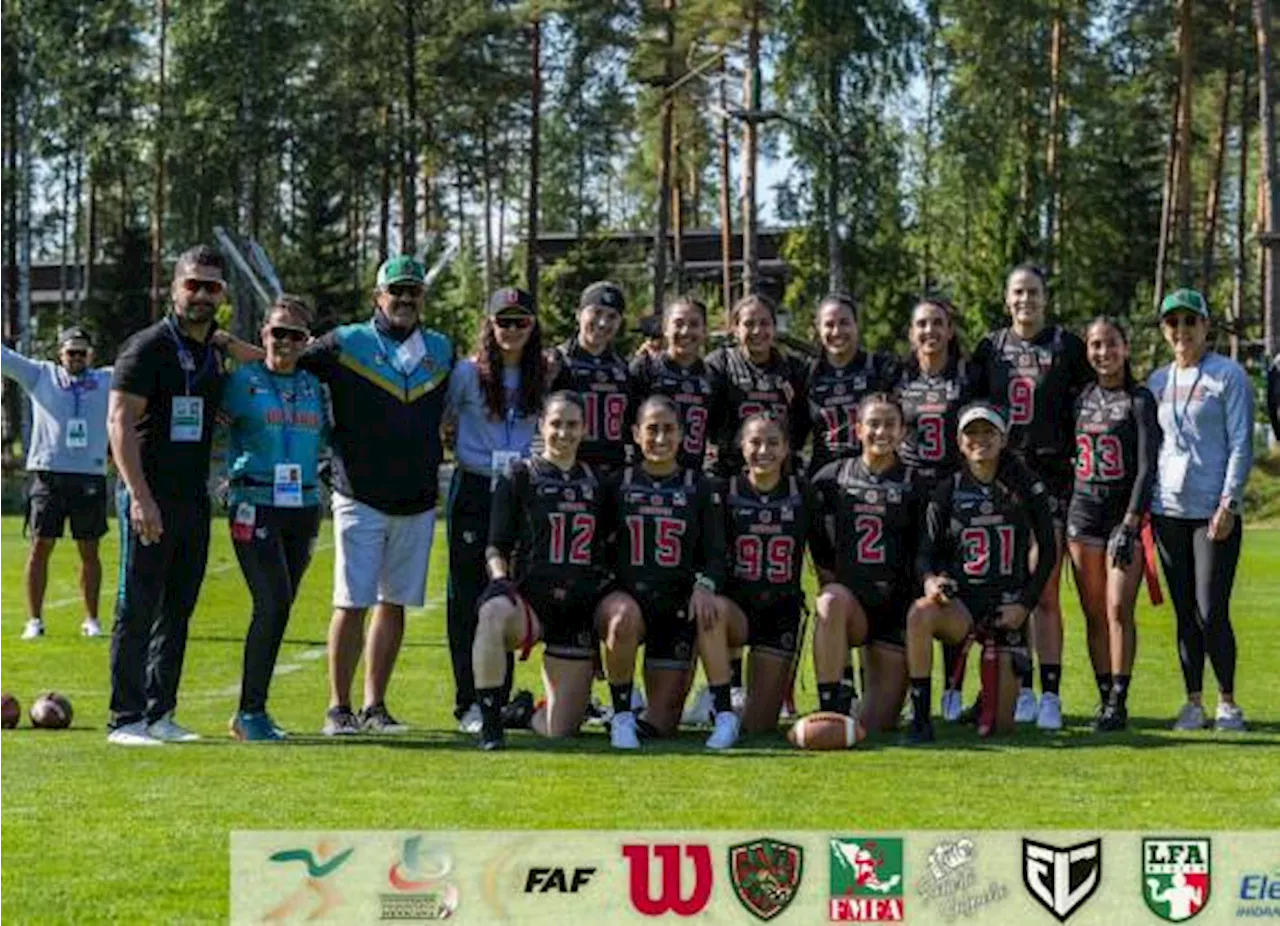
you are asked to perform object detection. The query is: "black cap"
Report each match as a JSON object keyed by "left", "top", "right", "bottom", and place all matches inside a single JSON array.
[
  {"left": 579, "top": 281, "right": 625, "bottom": 313},
  {"left": 636, "top": 315, "right": 663, "bottom": 338},
  {"left": 488, "top": 286, "right": 535, "bottom": 316},
  {"left": 59, "top": 326, "right": 92, "bottom": 348}
]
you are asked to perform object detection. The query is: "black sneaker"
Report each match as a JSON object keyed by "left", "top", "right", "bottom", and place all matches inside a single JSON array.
[
  {"left": 479, "top": 719, "right": 505, "bottom": 751},
  {"left": 905, "top": 720, "right": 936, "bottom": 746},
  {"left": 501, "top": 690, "right": 535, "bottom": 729},
  {"left": 1094, "top": 704, "right": 1128, "bottom": 732},
  {"left": 322, "top": 706, "right": 360, "bottom": 737},
  {"left": 358, "top": 703, "right": 409, "bottom": 734}
]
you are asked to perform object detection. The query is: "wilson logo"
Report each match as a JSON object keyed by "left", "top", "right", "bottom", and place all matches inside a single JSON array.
[{"left": 622, "top": 844, "right": 714, "bottom": 916}]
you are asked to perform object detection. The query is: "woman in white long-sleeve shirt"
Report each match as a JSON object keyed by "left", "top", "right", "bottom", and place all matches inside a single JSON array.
[{"left": 1148, "top": 289, "right": 1253, "bottom": 732}]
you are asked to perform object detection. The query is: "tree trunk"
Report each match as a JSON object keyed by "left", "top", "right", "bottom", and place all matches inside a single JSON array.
[
  {"left": 525, "top": 11, "right": 542, "bottom": 294},
  {"left": 85, "top": 161, "right": 98, "bottom": 308},
  {"left": 672, "top": 133, "right": 684, "bottom": 296},
  {"left": 150, "top": 0, "right": 167, "bottom": 321},
  {"left": 653, "top": 0, "right": 676, "bottom": 315},
  {"left": 1176, "top": 0, "right": 1196, "bottom": 285},
  {"left": 378, "top": 105, "right": 391, "bottom": 264},
  {"left": 920, "top": 18, "right": 938, "bottom": 292},
  {"left": 401, "top": 0, "right": 418, "bottom": 254},
  {"left": 1204, "top": 0, "right": 1239, "bottom": 290},
  {"left": 826, "top": 49, "right": 843, "bottom": 293},
  {"left": 1045, "top": 1, "right": 1064, "bottom": 277},
  {"left": 1155, "top": 81, "right": 1181, "bottom": 309},
  {"left": 1232, "top": 47, "right": 1250, "bottom": 360},
  {"left": 1255, "top": 0, "right": 1279, "bottom": 356},
  {"left": 60, "top": 151, "right": 71, "bottom": 314},
  {"left": 742, "top": 0, "right": 761, "bottom": 297},
  {"left": 718, "top": 61, "right": 733, "bottom": 316},
  {"left": 497, "top": 128, "right": 509, "bottom": 275},
  {"left": 481, "top": 117, "right": 493, "bottom": 304}
]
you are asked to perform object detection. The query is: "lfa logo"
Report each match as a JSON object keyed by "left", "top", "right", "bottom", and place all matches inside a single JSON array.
[
  {"left": 621, "top": 844, "right": 713, "bottom": 917},
  {"left": 1143, "top": 839, "right": 1210, "bottom": 922},
  {"left": 1022, "top": 838, "right": 1102, "bottom": 922}
]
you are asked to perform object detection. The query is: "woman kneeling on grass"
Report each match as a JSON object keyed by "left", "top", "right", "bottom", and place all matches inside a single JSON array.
[
  {"left": 595, "top": 396, "right": 724, "bottom": 749},
  {"left": 696, "top": 412, "right": 812, "bottom": 748},
  {"left": 471, "top": 391, "right": 614, "bottom": 750},
  {"left": 905, "top": 401, "right": 1056, "bottom": 744}
]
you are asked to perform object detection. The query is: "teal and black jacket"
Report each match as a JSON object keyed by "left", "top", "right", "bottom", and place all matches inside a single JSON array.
[{"left": 299, "top": 312, "right": 453, "bottom": 515}]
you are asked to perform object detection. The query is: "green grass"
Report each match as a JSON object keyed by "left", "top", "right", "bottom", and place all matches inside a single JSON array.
[{"left": 2, "top": 514, "right": 1278, "bottom": 924}]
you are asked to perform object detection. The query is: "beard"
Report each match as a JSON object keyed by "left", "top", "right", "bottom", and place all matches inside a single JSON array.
[{"left": 180, "top": 300, "right": 217, "bottom": 323}]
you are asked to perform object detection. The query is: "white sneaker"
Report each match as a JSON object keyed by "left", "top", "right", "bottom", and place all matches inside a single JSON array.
[
  {"left": 147, "top": 713, "right": 201, "bottom": 742},
  {"left": 610, "top": 710, "right": 641, "bottom": 750},
  {"left": 1014, "top": 688, "right": 1039, "bottom": 723},
  {"left": 940, "top": 689, "right": 962, "bottom": 722},
  {"left": 81, "top": 617, "right": 103, "bottom": 638},
  {"left": 107, "top": 721, "right": 163, "bottom": 746},
  {"left": 630, "top": 686, "right": 647, "bottom": 713},
  {"left": 1214, "top": 702, "right": 1246, "bottom": 732},
  {"left": 21, "top": 618, "right": 45, "bottom": 640},
  {"left": 1036, "top": 692, "right": 1063, "bottom": 730},
  {"left": 706, "top": 710, "right": 741, "bottom": 750},
  {"left": 458, "top": 704, "right": 482, "bottom": 735},
  {"left": 730, "top": 686, "right": 747, "bottom": 716},
  {"left": 1172, "top": 702, "right": 1210, "bottom": 731},
  {"left": 681, "top": 686, "right": 714, "bottom": 727}
]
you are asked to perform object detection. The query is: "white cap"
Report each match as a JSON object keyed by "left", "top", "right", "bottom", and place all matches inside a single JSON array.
[{"left": 957, "top": 404, "right": 1008, "bottom": 435}]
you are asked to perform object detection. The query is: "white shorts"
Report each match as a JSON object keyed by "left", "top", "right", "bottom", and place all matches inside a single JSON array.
[{"left": 331, "top": 492, "right": 435, "bottom": 608}]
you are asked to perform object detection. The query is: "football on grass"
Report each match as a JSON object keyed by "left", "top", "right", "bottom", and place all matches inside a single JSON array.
[
  {"left": 29, "top": 692, "right": 72, "bottom": 730},
  {"left": 1, "top": 693, "right": 19, "bottom": 729},
  {"left": 787, "top": 711, "right": 865, "bottom": 750}
]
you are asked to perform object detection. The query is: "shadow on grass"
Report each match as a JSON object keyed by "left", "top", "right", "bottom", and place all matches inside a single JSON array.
[{"left": 183, "top": 635, "right": 448, "bottom": 649}]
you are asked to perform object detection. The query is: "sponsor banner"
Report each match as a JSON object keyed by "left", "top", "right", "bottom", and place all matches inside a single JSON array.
[{"left": 230, "top": 830, "right": 1277, "bottom": 925}]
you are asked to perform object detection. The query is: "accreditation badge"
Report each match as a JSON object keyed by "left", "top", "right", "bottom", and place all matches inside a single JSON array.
[
  {"left": 65, "top": 418, "right": 89, "bottom": 449},
  {"left": 273, "top": 463, "right": 303, "bottom": 508},
  {"left": 170, "top": 396, "right": 204, "bottom": 442}
]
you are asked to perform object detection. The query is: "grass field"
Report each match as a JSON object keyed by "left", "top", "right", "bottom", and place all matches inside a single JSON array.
[{"left": 2, "top": 513, "right": 1278, "bottom": 924}]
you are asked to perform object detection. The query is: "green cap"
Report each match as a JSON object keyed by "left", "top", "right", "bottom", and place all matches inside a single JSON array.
[
  {"left": 376, "top": 255, "right": 427, "bottom": 288},
  {"left": 1159, "top": 288, "right": 1209, "bottom": 319}
]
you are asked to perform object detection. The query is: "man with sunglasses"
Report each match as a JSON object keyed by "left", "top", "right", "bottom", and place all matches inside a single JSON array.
[
  {"left": 294, "top": 255, "right": 454, "bottom": 736},
  {"left": 2, "top": 326, "right": 113, "bottom": 640},
  {"left": 107, "top": 245, "right": 231, "bottom": 745}
]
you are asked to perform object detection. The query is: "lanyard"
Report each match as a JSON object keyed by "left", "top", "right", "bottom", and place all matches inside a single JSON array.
[
  {"left": 166, "top": 316, "right": 216, "bottom": 394},
  {"left": 264, "top": 370, "right": 297, "bottom": 460},
  {"left": 1166, "top": 364, "right": 1204, "bottom": 450},
  {"left": 63, "top": 373, "right": 85, "bottom": 417}
]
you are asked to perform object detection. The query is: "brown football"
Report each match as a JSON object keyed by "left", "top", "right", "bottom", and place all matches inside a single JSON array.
[
  {"left": 1, "top": 693, "right": 19, "bottom": 729},
  {"left": 29, "top": 691, "right": 73, "bottom": 730},
  {"left": 787, "top": 711, "right": 866, "bottom": 750}
]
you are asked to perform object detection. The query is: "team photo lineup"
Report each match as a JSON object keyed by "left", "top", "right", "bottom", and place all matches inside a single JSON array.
[{"left": 2, "top": 247, "right": 1261, "bottom": 755}]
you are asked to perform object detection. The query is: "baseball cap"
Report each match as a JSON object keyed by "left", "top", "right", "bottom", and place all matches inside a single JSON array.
[
  {"left": 58, "top": 326, "right": 93, "bottom": 348},
  {"left": 377, "top": 255, "right": 427, "bottom": 288},
  {"left": 958, "top": 402, "right": 1008, "bottom": 435},
  {"left": 1159, "top": 288, "right": 1210, "bottom": 319},
  {"left": 580, "top": 281, "right": 625, "bottom": 314},
  {"left": 488, "top": 286, "right": 535, "bottom": 316}
]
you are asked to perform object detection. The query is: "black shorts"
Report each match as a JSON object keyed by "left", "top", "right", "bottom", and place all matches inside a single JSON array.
[
  {"left": 479, "top": 575, "right": 605, "bottom": 660},
  {"left": 840, "top": 580, "right": 914, "bottom": 649},
  {"left": 960, "top": 591, "right": 1029, "bottom": 651},
  {"left": 726, "top": 589, "right": 802, "bottom": 656},
  {"left": 26, "top": 472, "right": 108, "bottom": 540},
  {"left": 1066, "top": 487, "right": 1129, "bottom": 546},
  {"left": 630, "top": 582, "right": 696, "bottom": 671},
  {"left": 1020, "top": 454, "right": 1072, "bottom": 526}
]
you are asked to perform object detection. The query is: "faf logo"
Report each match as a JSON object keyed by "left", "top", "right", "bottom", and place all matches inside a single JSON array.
[
  {"left": 727, "top": 838, "right": 804, "bottom": 922},
  {"left": 1022, "top": 838, "right": 1102, "bottom": 922},
  {"left": 381, "top": 835, "right": 458, "bottom": 921},
  {"left": 262, "top": 840, "right": 355, "bottom": 923},
  {"left": 622, "top": 843, "right": 713, "bottom": 917},
  {"left": 1143, "top": 838, "right": 1210, "bottom": 922},
  {"left": 829, "top": 837, "right": 905, "bottom": 922}
]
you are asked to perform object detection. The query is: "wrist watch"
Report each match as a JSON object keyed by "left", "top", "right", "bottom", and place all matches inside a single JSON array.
[{"left": 1222, "top": 497, "right": 1241, "bottom": 514}]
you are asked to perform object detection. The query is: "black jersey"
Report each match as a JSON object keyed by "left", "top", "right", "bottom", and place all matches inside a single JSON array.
[
  {"left": 895, "top": 355, "right": 975, "bottom": 483},
  {"left": 805, "top": 350, "right": 898, "bottom": 473},
  {"left": 628, "top": 352, "right": 713, "bottom": 470},
  {"left": 971, "top": 325, "right": 1090, "bottom": 463},
  {"left": 1073, "top": 383, "right": 1159, "bottom": 516},
  {"left": 723, "top": 473, "right": 810, "bottom": 607},
  {"left": 810, "top": 457, "right": 924, "bottom": 606},
  {"left": 606, "top": 466, "right": 725, "bottom": 596},
  {"left": 705, "top": 345, "right": 809, "bottom": 476},
  {"left": 487, "top": 457, "right": 608, "bottom": 587},
  {"left": 917, "top": 457, "right": 1056, "bottom": 614},
  {"left": 551, "top": 339, "right": 632, "bottom": 469}
]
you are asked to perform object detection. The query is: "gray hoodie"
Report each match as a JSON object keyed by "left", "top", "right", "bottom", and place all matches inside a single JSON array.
[{"left": 1, "top": 344, "right": 111, "bottom": 475}]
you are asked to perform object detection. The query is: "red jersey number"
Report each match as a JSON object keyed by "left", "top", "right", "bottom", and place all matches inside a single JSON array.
[
  {"left": 1008, "top": 377, "right": 1035, "bottom": 426},
  {"left": 548, "top": 512, "right": 596, "bottom": 566},
  {"left": 917, "top": 412, "right": 946, "bottom": 463},
  {"left": 819, "top": 405, "right": 859, "bottom": 451},
  {"left": 1075, "top": 433, "right": 1124, "bottom": 481},
  {"left": 960, "top": 524, "right": 1016, "bottom": 577},
  {"left": 583, "top": 392, "right": 627, "bottom": 442},
  {"left": 626, "top": 515, "right": 686, "bottom": 568},
  {"left": 854, "top": 514, "right": 885, "bottom": 564},
  {"left": 734, "top": 534, "right": 796, "bottom": 584},
  {"left": 683, "top": 405, "right": 708, "bottom": 455}
]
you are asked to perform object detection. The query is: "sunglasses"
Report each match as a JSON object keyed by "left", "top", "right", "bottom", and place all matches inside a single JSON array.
[
  {"left": 387, "top": 284, "right": 424, "bottom": 298},
  {"left": 1163, "top": 314, "right": 1202, "bottom": 329},
  {"left": 494, "top": 315, "right": 534, "bottom": 331},
  {"left": 182, "top": 278, "right": 226, "bottom": 295},
  {"left": 268, "top": 326, "right": 309, "bottom": 343},
  {"left": 63, "top": 349, "right": 88, "bottom": 358}
]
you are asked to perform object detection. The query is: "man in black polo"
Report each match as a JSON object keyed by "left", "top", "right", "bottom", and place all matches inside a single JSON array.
[{"left": 106, "top": 245, "right": 230, "bottom": 746}]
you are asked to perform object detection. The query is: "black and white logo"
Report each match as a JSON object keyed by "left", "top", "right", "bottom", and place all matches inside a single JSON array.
[{"left": 1022, "top": 839, "right": 1102, "bottom": 922}]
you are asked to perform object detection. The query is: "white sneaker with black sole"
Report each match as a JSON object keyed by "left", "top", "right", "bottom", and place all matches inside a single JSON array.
[
  {"left": 107, "top": 721, "right": 163, "bottom": 746},
  {"left": 21, "top": 618, "right": 44, "bottom": 640}
]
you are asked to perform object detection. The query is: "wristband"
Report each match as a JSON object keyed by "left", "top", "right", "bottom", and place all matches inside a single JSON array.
[{"left": 694, "top": 573, "right": 717, "bottom": 595}]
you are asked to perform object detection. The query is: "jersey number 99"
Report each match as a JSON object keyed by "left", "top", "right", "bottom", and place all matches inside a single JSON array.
[{"left": 734, "top": 534, "right": 795, "bottom": 583}]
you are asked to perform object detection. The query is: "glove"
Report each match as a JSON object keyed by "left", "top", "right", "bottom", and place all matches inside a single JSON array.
[
  {"left": 484, "top": 577, "right": 519, "bottom": 605},
  {"left": 1107, "top": 523, "right": 1137, "bottom": 570}
]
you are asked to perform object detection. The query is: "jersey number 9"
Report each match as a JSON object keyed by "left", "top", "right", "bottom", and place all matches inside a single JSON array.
[{"left": 1008, "top": 377, "right": 1036, "bottom": 426}]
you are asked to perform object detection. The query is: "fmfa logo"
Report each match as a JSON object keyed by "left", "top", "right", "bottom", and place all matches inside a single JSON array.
[
  {"left": 622, "top": 843, "right": 713, "bottom": 916},
  {"left": 1143, "top": 838, "right": 1210, "bottom": 922},
  {"left": 828, "top": 837, "right": 905, "bottom": 922},
  {"left": 1022, "top": 838, "right": 1102, "bottom": 922}
]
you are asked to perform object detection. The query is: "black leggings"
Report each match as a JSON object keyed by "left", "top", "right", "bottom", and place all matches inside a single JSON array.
[
  {"left": 232, "top": 505, "right": 321, "bottom": 713},
  {"left": 1152, "top": 514, "right": 1242, "bottom": 697}
]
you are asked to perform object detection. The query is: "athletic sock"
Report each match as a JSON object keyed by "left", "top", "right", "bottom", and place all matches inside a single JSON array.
[
  {"left": 710, "top": 683, "right": 733, "bottom": 715},
  {"left": 909, "top": 677, "right": 932, "bottom": 725},
  {"left": 730, "top": 658, "right": 744, "bottom": 689},
  {"left": 609, "top": 682, "right": 634, "bottom": 717},
  {"left": 942, "top": 642, "right": 966, "bottom": 689},
  {"left": 818, "top": 682, "right": 851, "bottom": 715},
  {"left": 1019, "top": 660, "right": 1034, "bottom": 690},
  {"left": 842, "top": 664, "right": 856, "bottom": 685},
  {"left": 1095, "top": 673, "right": 1113, "bottom": 705},
  {"left": 1040, "top": 663, "right": 1062, "bottom": 696},
  {"left": 1111, "top": 674, "right": 1131, "bottom": 709},
  {"left": 477, "top": 686, "right": 503, "bottom": 729}
]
